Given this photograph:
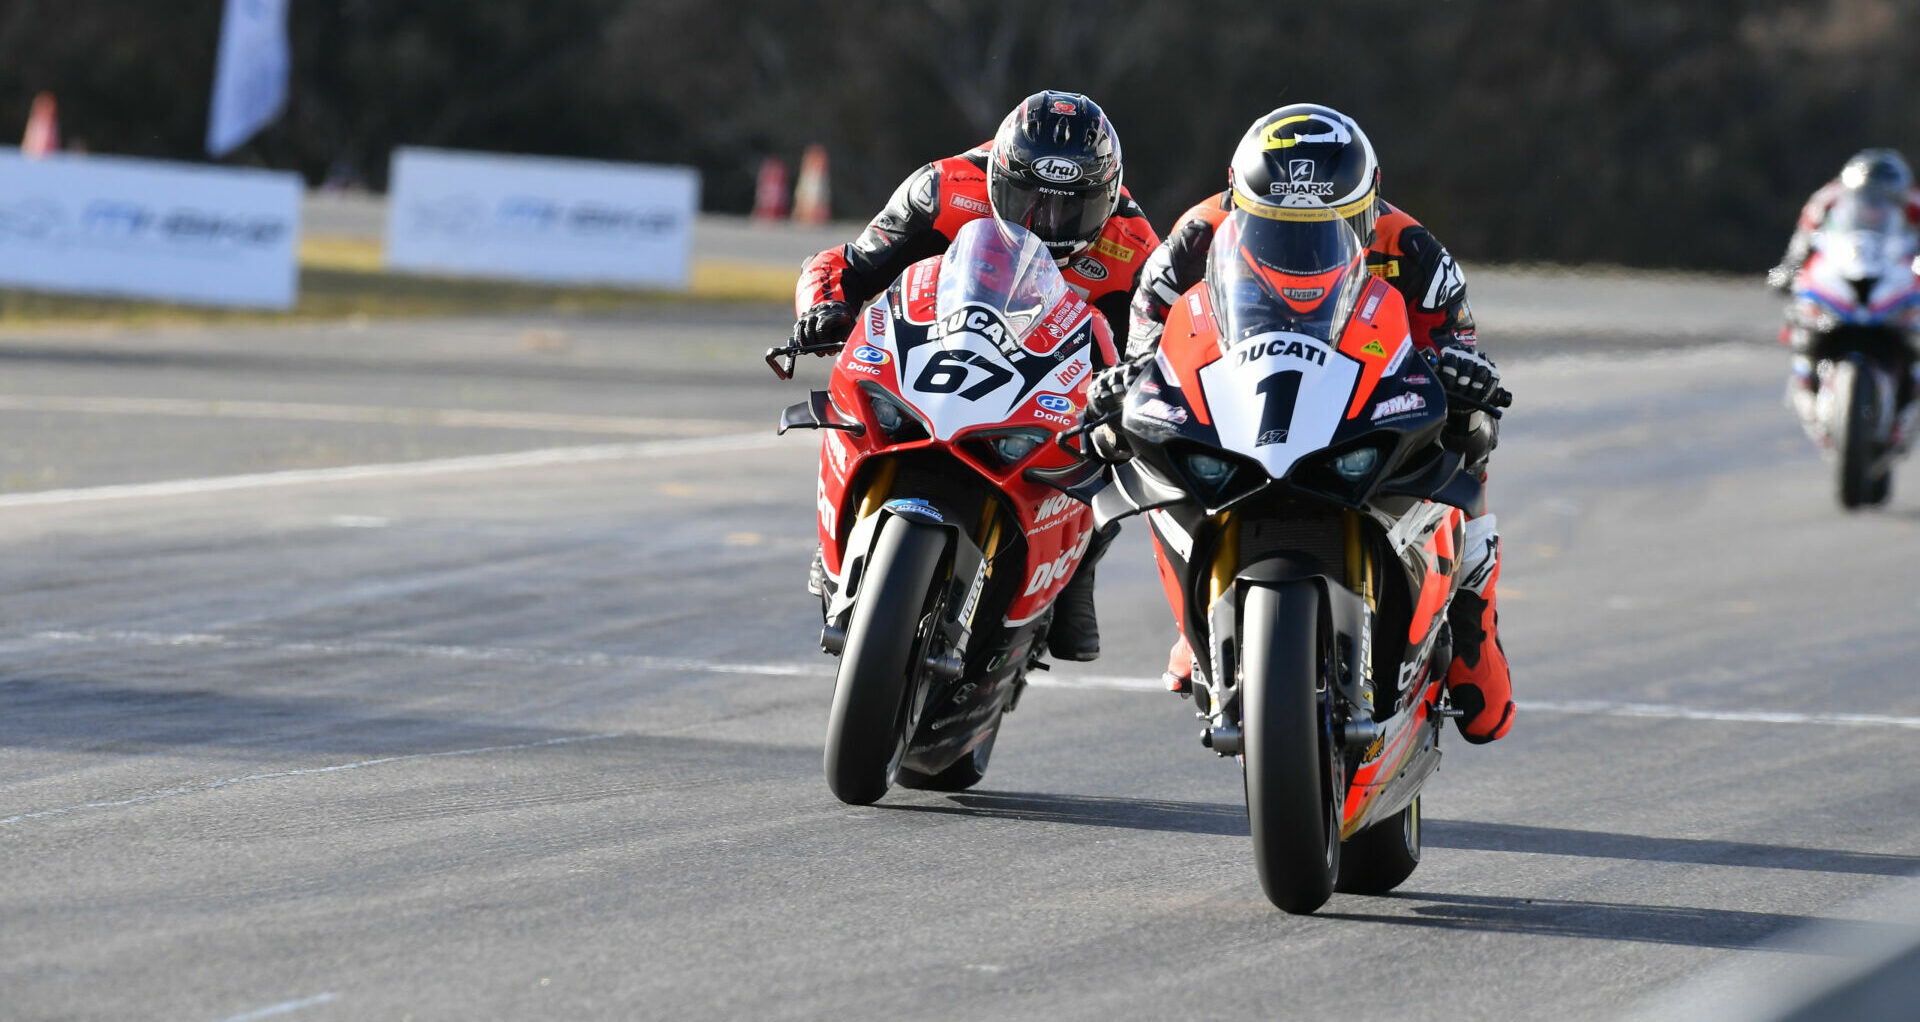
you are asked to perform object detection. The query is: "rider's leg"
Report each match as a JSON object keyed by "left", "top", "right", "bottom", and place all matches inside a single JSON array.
[
  {"left": 1047, "top": 523, "right": 1119, "bottom": 662},
  {"left": 1446, "top": 513, "right": 1513, "bottom": 743}
]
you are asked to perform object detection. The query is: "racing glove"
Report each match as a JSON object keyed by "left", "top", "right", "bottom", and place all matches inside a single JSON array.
[
  {"left": 790, "top": 300, "right": 856, "bottom": 352},
  {"left": 1435, "top": 347, "right": 1507, "bottom": 411},
  {"left": 1085, "top": 354, "right": 1150, "bottom": 421}
]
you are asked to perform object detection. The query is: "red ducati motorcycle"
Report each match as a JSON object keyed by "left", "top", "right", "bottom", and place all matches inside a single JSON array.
[{"left": 768, "top": 219, "right": 1112, "bottom": 805}]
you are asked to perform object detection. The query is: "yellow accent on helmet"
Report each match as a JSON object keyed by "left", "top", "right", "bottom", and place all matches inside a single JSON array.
[
  {"left": 1259, "top": 115, "right": 1318, "bottom": 150},
  {"left": 1231, "top": 188, "right": 1376, "bottom": 223}
]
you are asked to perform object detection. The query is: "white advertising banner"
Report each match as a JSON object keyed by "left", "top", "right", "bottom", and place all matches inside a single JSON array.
[
  {"left": 0, "top": 152, "right": 301, "bottom": 309},
  {"left": 385, "top": 147, "right": 700, "bottom": 288}
]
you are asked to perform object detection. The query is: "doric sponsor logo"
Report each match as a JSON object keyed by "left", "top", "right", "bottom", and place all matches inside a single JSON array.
[
  {"left": 1033, "top": 409, "right": 1073, "bottom": 427},
  {"left": 1282, "top": 286, "right": 1324, "bottom": 302},
  {"left": 1036, "top": 394, "right": 1073, "bottom": 414},
  {"left": 1031, "top": 157, "right": 1083, "bottom": 184},
  {"left": 1233, "top": 336, "right": 1330, "bottom": 367},
  {"left": 850, "top": 344, "right": 891, "bottom": 365},
  {"left": 1067, "top": 255, "right": 1108, "bottom": 281},
  {"left": 1371, "top": 391, "right": 1428, "bottom": 421},
  {"left": 950, "top": 193, "right": 992, "bottom": 216},
  {"left": 846, "top": 361, "right": 883, "bottom": 376}
]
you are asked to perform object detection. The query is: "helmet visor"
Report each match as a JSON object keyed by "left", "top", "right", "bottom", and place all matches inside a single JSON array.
[
  {"left": 989, "top": 162, "right": 1111, "bottom": 251},
  {"left": 1208, "top": 207, "right": 1367, "bottom": 345}
]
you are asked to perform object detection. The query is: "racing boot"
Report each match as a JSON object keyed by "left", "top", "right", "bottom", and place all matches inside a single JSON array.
[
  {"left": 1163, "top": 634, "right": 1194, "bottom": 695},
  {"left": 1445, "top": 514, "right": 1513, "bottom": 743},
  {"left": 1046, "top": 523, "right": 1119, "bottom": 662}
]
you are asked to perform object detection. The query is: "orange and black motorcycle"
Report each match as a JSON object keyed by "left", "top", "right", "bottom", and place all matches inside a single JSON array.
[{"left": 1082, "top": 199, "right": 1506, "bottom": 913}]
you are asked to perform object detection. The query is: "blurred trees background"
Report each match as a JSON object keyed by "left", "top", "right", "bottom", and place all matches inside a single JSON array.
[{"left": 2, "top": 0, "right": 1917, "bottom": 271}]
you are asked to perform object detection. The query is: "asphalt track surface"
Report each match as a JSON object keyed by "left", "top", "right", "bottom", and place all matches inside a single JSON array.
[{"left": 2, "top": 283, "right": 1917, "bottom": 1021}]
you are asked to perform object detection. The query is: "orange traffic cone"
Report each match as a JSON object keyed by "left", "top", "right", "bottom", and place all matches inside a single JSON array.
[
  {"left": 752, "top": 156, "right": 791, "bottom": 221},
  {"left": 792, "top": 145, "right": 831, "bottom": 225},
  {"left": 21, "top": 92, "right": 58, "bottom": 158}
]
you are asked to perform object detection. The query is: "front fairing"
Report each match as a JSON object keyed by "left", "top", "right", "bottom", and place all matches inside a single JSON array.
[{"left": 1113, "top": 211, "right": 1448, "bottom": 510}]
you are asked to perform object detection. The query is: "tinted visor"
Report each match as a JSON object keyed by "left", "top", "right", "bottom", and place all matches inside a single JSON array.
[
  {"left": 989, "top": 163, "right": 1111, "bottom": 250},
  {"left": 1208, "top": 208, "right": 1367, "bottom": 344}
]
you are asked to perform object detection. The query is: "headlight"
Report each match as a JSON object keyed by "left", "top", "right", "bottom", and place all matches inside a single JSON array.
[
  {"left": 1330, "top": 447, "right": 1379, "bottom": 481},
  {"left": 859, "top": 383, "right": 929, "bottom": 442},
  {"left": 1186, "top": 453, "right": 1237, "bottom": 487},
  {"left": 990, "top": 432, "right": 1043, "bottom": 463},
  {"left": 963, "top": 427, "right": 1050, "bottom": 468}
]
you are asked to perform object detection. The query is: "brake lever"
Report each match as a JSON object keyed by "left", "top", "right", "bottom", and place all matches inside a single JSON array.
[
  {"left": 763, "top": 340, "right": 846, "bottom": 381},
  {"left": 1055, "top": 408, "right": 1122, "bottom": 459}
]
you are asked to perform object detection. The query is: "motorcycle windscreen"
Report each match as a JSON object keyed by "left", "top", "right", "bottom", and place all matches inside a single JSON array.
[
  {"left": 1198, "top": 208, "right": 1368, "bottom": 479},
  {"left": 936, "top": 218, "right": 1069, "bottom": 343},
  {"left": 892, "top": 218, "right": 1092, "bottom": 441},
  {"left": 1817, "top": 194, "right": 1918, "bottom": 284}
]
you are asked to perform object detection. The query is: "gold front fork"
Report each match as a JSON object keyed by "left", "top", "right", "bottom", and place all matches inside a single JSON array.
[
  {"left": 1207, "top": 512, "right": 1240, "bottom": 612},
  {"left": 1343, "top": 510, "right": 1376, "bottom": 611},
  {"left": 854, "top": 459, "right": 899, "bottom": 524}
]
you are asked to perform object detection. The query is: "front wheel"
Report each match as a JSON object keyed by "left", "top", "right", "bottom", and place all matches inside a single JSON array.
[
  {"left": 1336, "top": 796, "right": 1421, "bottom": 895},
  {"left": 823, "top": 515, "right": 947, "bottom": 805},
  {"left": 1242, "top": 583, "right": 1341, "bottom": 914},
  {"left": 1834, "top": 358, "right": 1891, "bottom": 509}
]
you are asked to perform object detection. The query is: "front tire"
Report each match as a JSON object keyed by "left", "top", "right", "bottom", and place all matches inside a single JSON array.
[
  {"left": 1336, "top": 796, "right": 1421, "bottom": 895},
  {"left": 1834, "top": 358, "right": 1890, "bottom": 509},
  {"left": 1242, "top": 584, "right": 1341, "bottom": 914},
  {"left": 824, "top": 516, "right": 947, "bottom": 805}
]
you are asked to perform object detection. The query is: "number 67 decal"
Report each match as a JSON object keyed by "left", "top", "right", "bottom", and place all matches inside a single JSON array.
[{"left": 914, "top": 348, "right": 1015, "bottom": 400}]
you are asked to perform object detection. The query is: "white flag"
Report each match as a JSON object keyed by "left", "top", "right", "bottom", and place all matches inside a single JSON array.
[{"left": 205, "top": 0, "right": 291, "bottom": 157}]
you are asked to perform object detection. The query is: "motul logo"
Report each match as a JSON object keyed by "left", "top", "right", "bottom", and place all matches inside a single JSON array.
[{"left": 1034, "top": 493, "right": 1077, "bottom": 523}]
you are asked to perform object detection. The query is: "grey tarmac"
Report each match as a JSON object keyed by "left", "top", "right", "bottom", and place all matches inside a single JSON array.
[{"left": 0, "top": 280, "right": 1915, "bottom": 1021}]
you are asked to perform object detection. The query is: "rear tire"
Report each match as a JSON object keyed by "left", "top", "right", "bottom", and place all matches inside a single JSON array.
[
  {"left": 823, "top": 516, "right": 947, "bottom": 805},
  {"left": 1242, "top": 584, "right": 1340, "bottom": 914},
  {"left": 1335, "top": 796, "right": 1421, "bottom": 895},
  {"left": 897, "top": 713, "right": 1001, "bottom": 792}
]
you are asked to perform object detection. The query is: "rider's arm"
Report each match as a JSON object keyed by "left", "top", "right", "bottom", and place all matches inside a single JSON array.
[
  {"left": 1391, "top": 220, "right": 1478, "bottom": 353},
  {"left": 1126, "top": 194, "right": 1230, "bottom": 359},
  {"left": 795, "top": 162, "right": 954, "bottom": 316}
]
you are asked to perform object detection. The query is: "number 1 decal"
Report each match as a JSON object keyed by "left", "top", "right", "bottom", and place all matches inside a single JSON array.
[{"left": 1255, "top": 370, "right": 1302, "bottom": 447}]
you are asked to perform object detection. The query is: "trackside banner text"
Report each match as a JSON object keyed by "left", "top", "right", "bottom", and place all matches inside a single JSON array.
[
  {"left": 0, "top": 152, "right": 301, "bottom": 309},
  {"left": 385, "top": 147, "right": 700, "bottom": 288}
]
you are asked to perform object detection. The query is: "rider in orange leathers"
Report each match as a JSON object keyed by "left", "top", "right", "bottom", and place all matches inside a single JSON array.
[
  {"left": 1093, "top": 103, "right": 1513, "bottom": 743},
  {"left": 790, "top": 90, "right": 1161, "bottom": 663}
]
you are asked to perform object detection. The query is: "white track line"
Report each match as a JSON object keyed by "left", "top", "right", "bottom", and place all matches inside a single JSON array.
[
  {"left": 0, "top": 394, "right": 737, "bottom": 436},
  {"left": 0, "top": 432, "right": 777, "bottom": 509},
  {"left": 1517, "top": 699, "right": 1920, "bottom": 730},
  {"left": 0, "top": 732, "right": 624, "bottom": 826},
  {"left": 216, "top": 992, "right": 339, "bottom": 1022},
  {"left": 28, "top": 628, "right": 1920, "bottom": 730}
]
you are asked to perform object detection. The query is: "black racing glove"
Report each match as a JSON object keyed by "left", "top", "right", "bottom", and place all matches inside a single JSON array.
[
  {"left": 790, "top": 300, "right": 856, "bottom": 352},
  {"left": 1435, "top": 347, "right": 1508, "bottom": 411},
  {"left": 1085, "top": 354, "right": 1150, "bottom": 421}
]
